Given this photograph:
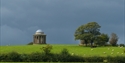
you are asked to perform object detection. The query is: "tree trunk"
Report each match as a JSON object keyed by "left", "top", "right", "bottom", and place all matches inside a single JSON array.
[
  {"left": 90, "top": 40, "right": 93, "bottom": 47},
  {"left": 84, "top": 40, "right": 88, "bottom": 46}
]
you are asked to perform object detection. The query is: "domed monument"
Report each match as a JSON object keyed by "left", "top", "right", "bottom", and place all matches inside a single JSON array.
[{"left": 33, "top": 29, "right": 46, "bottom": 44}]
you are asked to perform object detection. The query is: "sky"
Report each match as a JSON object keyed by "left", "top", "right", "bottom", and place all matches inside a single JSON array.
[{"left": 0, "top": 0, "right": 125, "bottom": 45}]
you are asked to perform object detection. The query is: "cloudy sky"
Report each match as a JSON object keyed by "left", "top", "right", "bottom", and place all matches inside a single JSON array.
[{"left": 0, "top": 0, "right": 124, "bottom": 45}]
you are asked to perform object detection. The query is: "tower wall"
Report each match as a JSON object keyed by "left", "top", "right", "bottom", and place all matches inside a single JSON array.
[{"left": 33, "top": 34, "right": 46, "bottom": 44}]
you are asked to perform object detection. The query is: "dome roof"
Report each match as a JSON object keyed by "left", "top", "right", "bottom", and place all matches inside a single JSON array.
[
  {"left": 36, "top": 29, "right": 42, "bottom": 33},
  {"left": 35, "top": 29, "right": 44, "bottom": 34}
]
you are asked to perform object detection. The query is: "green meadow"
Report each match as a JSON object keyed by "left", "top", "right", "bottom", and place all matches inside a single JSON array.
[{"left": 0, "top": 44, "right": 125, "bottom": 57}]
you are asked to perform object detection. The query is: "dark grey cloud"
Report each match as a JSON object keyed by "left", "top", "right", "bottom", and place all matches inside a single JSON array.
[
  {"left": 1, "top": 25, "right": 30, "bottom": 45},
  {"left": 1, "top": 0, "right": 124, "bottom": 45}
]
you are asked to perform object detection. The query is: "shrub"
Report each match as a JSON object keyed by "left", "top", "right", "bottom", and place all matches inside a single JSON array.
[
  {"left": 0, "top": 54, "right": 8, "bottom": 62},
  {"left": 106, "top": 56, "right": 115, "bottom": 62},
  {"left": 107, "top": 56, "right": 125, "bottom": 63},
  {"left": 41, "top": 53, "right": 55, "bottom": 62},
  {"left": 115, "top": 56, "right": 125, "bottom": 63},
  {"left": 60, "top": 48, "right": 69, "bottom": 54},
  {"left": 0, "top": 52, "right": 125, "bottom": 62},
  {"left": 6, "top": 51, "right": 21, "bottom": 62},
  {"left": 91, "top": 45, "right": 97, "bottom": 48},
  {"left": 29, "top": 52, "right": 43, "bottom": 62},
  {"left": 20, "top": 54, "right": 30, "bottom": 62},
  {"left": 27, "top": 42, "right": 33, "bottom": 45},
  {"left": 84, "top": 56, "right": 104, "bottom": 62},
  {"left": 29, "top": 52, "right": 55, "bottom": 62},
  {"left": 57, "top": 48, "right": 71, "bottom": 62},
  {"left": 40, "top": 44, "right": 52, "bottom": 54},
  {"left": 120, "top": 44, "right": 125, "bottom": 47},
  {"left": 48, "top": 53, "right": 59, "bottom": 62},
  {"left": 69, "top": 55, "right": 84, "bottom": 62},
  {"left": 52, "top": 48, "right": 85, "bottom": 62}
]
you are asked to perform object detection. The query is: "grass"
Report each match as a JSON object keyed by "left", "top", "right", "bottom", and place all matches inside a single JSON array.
[{"left": 0, "top": 44, "right": 125, "bottom": 57}]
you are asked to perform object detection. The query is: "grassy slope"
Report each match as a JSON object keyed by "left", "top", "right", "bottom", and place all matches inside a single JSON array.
[{"left": 0, "top": 44, "right": 125, "bottom": 57}]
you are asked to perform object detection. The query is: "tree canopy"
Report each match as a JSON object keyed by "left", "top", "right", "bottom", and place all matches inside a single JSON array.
[
  {"left": 94, "top": 33, "right": 109, "bottom": 46},
  {"left": 74, "top": 22, "right": 120, "bottom": 47},
  {"left": 74, "top": 22, "right": 101, "bottom": 47}
]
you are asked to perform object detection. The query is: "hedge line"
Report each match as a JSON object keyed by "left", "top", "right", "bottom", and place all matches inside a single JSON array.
[{"left": 0, "top": 51, "right": 125, "bottom": 62}]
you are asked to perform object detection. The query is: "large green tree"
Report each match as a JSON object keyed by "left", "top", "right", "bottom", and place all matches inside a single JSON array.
[
  {"left": 94, "top": 33, "right": 109, "bottom": 46},
  {"left": 74, "top": 22, "right": 101, "bottom": 47}
]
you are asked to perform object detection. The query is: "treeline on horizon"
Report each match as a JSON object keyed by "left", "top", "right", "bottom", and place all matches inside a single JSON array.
[{"left": 74, "top": 22, "right": 124, "bottom": 47}]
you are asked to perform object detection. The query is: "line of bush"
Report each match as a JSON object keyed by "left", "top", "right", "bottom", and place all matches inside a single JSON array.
[{"left": 0, "top": 49, "right": 125, "bottom": 62}]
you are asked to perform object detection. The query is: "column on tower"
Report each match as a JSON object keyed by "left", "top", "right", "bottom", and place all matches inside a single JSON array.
[
  {"left": 39, "top": 36, "right": 41, "bottom": 44},
  {"left": 44, "top": 36, "right": 45, "bottom": 44},
  {"left": 38, "top": 36, "right": 39, "bottom": 43}
]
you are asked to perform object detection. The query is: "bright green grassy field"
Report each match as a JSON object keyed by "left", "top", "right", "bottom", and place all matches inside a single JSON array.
[{"left": 0, "top": 44, "right": 125, "bottom": 57}]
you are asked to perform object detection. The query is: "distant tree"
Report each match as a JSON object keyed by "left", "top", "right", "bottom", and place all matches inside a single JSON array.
[
  {"left": 109, "top": 33, "right": 118, "bottom": 46},
  {"left": 74, "top": 22, "right": 101, "bottom": 47},
  {"left": 119, "top": 44, "right": 124, "bottom": 47},
  {"left": 40, "top": 44, "right": 52, "bottom": 54},
  {"left": 94, "top": 33, "right": 109, "bottom": 46},
  {"left": 27, "top": 42, "right": 33, "bottom": 45},
  {"left": 74, "top": 25, "right": 89, "bottom": 46}
]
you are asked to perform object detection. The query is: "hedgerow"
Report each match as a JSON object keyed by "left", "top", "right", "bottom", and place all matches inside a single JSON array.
[{"left": 0, "top": 51, "right": 125, "bottom": 62}]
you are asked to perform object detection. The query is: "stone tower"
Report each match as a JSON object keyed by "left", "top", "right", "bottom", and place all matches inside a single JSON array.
[{"left": 33, "top": 29, "right": 46, "bottom": 44}]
